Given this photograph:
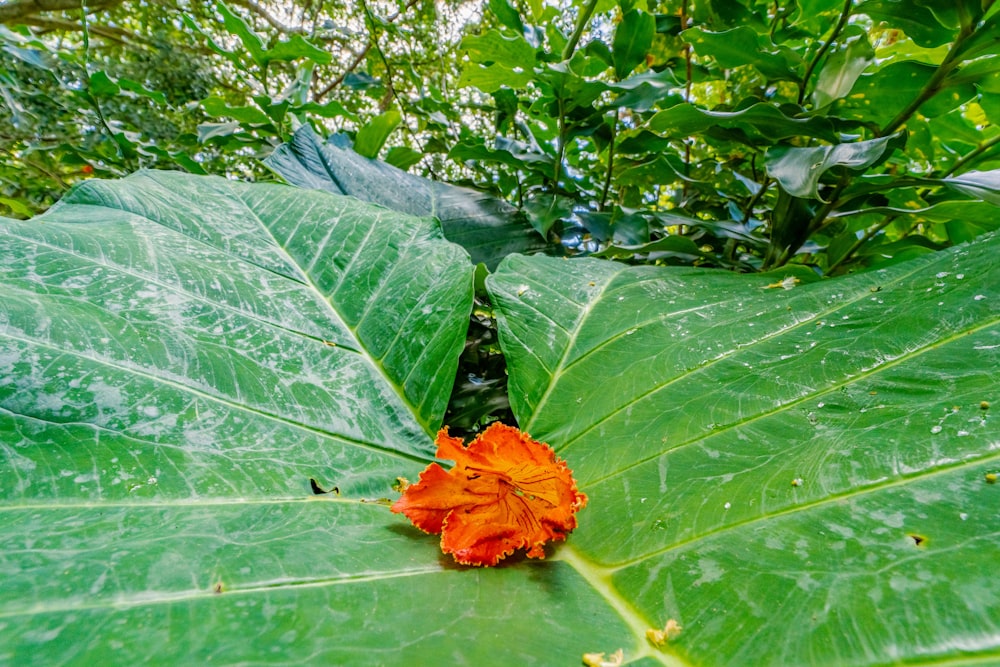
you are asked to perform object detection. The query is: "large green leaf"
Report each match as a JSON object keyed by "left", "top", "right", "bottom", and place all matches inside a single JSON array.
[
  {"left": 648, "top": 102, "right": 841, "bottom": 144},
  {"left": 811, "top": 35, "right": 875, "bottom": 108},
  {"left": 765, "top": 132, "right": 907, "bottom": 199},
  {"left": 941, "top": 169, "right": 1000, "bottom": 206},
  {"left": 353, "top": 109, "right": 402, "bottom": 159},
  {"left": 0, "top": 172, "right": 640, "bottom": 664},
  {"left": 6, "top": 172, "right": 1000, "bottom": 665},
  {"left": 613, "top": 9, "right": 656, "bottom": 80},
  {"left": 460, "top": 29, "right": 537, "bottom": 70},
  {"left": 682, "top": 26, "right": 800, "bottom": 82},
  {"left": 834, "top": 61, "right": 979, "bottom": 126},
  {"left": 487, "top": 236, "right": 1000, "bottom": 665},
  {"left": 264, "top": 126, "right": 547, "bottom": 269}
]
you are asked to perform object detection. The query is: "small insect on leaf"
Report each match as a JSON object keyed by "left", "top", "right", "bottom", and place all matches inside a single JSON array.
[
  {"left": 646, "top": 619, "right": 682, "bottom": 647},
  {"left": 762, "top": 276, "right": 799, "bottom": 290},
  {"left": 582, "top": 648, "right": 624, "bottom": 667},
  {"left": 392, "top": 476, "right": 411, "bottom": 493},
  {"left": 986, "top": 472, "right": 998, "bottom": 484},
  {"left": 391, "top": 423, "right": 588, "bottom": 566}
]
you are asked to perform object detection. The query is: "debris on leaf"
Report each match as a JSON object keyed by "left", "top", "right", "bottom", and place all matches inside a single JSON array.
[
  {"left": 582, "top": 648, "right": 623, "bottom": 667},
  {"left": 647, "top": 619, "right": 682, "bottom": 647},
  {"left": 981, "top": 401, "right": 990, "bottom": 411},
  {"left": 762, "top": 276, "right": 799, "bottom": 290},
  {"left": 310, "top": 478, "right": 339, "bottom": 495},
  {"left": 390, "top": 422, "right": 588, "bottom": 566},
  {"left": 392, "top": 476, "right": 411, "bottom": 493},
  {"left": 986, "top": 472, "right": 998, "bottom": 484}
]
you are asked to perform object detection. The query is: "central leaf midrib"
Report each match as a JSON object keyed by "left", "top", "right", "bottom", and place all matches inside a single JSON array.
[
  {"left": 246, "top": 191, "right": 438, "bottom": 436},
  {"left": 558, "top": 544, "right": 689, "bottom": 667}
]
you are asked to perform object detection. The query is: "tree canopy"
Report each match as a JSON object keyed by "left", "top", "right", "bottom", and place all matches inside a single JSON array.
[{"left": 3, "top": 0, "right": 999, "bottom": 274}]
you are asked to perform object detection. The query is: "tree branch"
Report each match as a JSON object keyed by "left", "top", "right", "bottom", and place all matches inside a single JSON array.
[
  {"left": 227, "top": 0, "right": 306, "bottom": 35},
  {"left": 17, "top": 15, "right": 135, "bottom": 43},
  {"left": 314, "top": 44, "right": 370, "bottom": 101},
  {"left": 562, "top": 0, "right": 599, "bottom": 61},
  {"left": 797, "top": 0, "right": 853, "bottom": 105},
  {"left": 0, "top": 0, "right": 121, "bottom": 24}
]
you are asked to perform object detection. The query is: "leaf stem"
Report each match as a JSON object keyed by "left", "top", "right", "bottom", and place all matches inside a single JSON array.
[
  {"left": 878, "top": 22, "right": 976, "bottom": 136},
  {"left": 599, "top": 112, "right": 618, "bottom": 211},
  {"left": 562, "top": 0, "right": 600, "bottom": 62},
  {"left": 797, "top": 0, "right": 853, "bottom": 106},
  {"left": 944, "top": 133, "right": 1000, "bottom": 176},
  {"left": 827, "top": 135, "right": 1000, "bottom": 272},
  {"left": 824, "top": 213, "right": 898, "bottom": 274},
  {"left": 554, "top": 96, "right": 566, "bottom": 187}
]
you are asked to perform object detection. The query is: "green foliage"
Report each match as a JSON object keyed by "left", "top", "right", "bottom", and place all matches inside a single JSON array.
[
  {"left": 264, "top": 126, "right": 546, "bottom": 269},
  {"left": 2, "top": 173, "right": 999, "bottom": 664},
  {"left": 4, "top": 0, "right": 999, "bottom": 274},
  {"left": 440, "top": 0, "right": 1000, "bottom": 273},
  {"left": 0, "top": 15, "right": 223, "bottom": 214}
]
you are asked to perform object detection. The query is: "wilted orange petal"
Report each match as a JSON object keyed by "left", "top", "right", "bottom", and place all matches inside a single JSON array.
[{"left": 390, "top": 422, "right": 587, "bottom": 566}]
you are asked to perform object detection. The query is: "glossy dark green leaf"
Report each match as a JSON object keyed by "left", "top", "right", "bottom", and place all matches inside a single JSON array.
[
  {"left": 201, "top": 96, "right": 271, "bottom": 124},
  {"left": 765, "top": 133, "right": 907, "bottom": 199},
  {"left": 941, "top": 169, "right": 1000, "bottom": 206},
  {"left": 265, "top": 126, "right": 547, "bottom": 269},
  {"left": 217, "top": 1, "right": 268, "bottom": 67},
  {"left": 488, "top": 235, "right": 1000, "bottom": 665},
  {"left": 592, "top": 234, "right": 705, "bottom": 260},
  {"left": 612, "top": 9, "right": 656, "bottom": 80},
  {"left": 607, "top": 69, "right": 682, "bottom": 112},
  {"left": 353, "top": 109, "right": 401, "bottom": 159},
  {"left": 832, "top": 200, "right": 1000, "bottom": 245},
  {"left": 648, "top": 102, "right": 840, "bottom": 143},
  {"left": 953, "top": 13, "right": 1000, "bottom": 63},
  {"left": 450, "top": 136, "right": 554, "bottom": 171},
  {"left": 264, "top": 34, "right": 332, "bottom": 65},
  {"left": 835, "top": 61, "right": 978, "bottom": 126},
  {"left": 488, "top": 0, "right": 526, "bottom": 35},
  {"left": 857, "top": 0, "right": 957, "bottom": 48},
  {"left": 118, "top": 77, "right": 169, "bottom": 104},
  {"left": 812, "top": 35, "right": 874, "bottom": 108},
  {"left": 0, "top": 172, "right": 649, "bottom": 665},
  {"left": 683, "top": 26, "right": 800, "bottom": 81},
  {"left": 0, "top": 26, "right": 53, "bottom": 70},
  {"left": 946, "top": 55, "right": 1000, "bottom": 89},
  {"left": 384, "top": 145, "right": 423, "bottom": 171},
  {"left": 215, "top": 2, "right": 328, "bottom": 68},
  {"left": 88, "top": 70, "right": 120, "bottom": 96},
  {"left": 458, "top": 63, "right": 534, "bottom": 92},
  {"left": 535, "top": 62, "right": 608, "bottom": 111},
  {"left": 460, "top": 29, "right": 536, "bottom": 70}
]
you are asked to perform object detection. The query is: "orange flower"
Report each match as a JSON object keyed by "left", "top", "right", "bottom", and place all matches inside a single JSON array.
[{"left": 391, "top": 423, "right": 588, "bottom": 566}]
